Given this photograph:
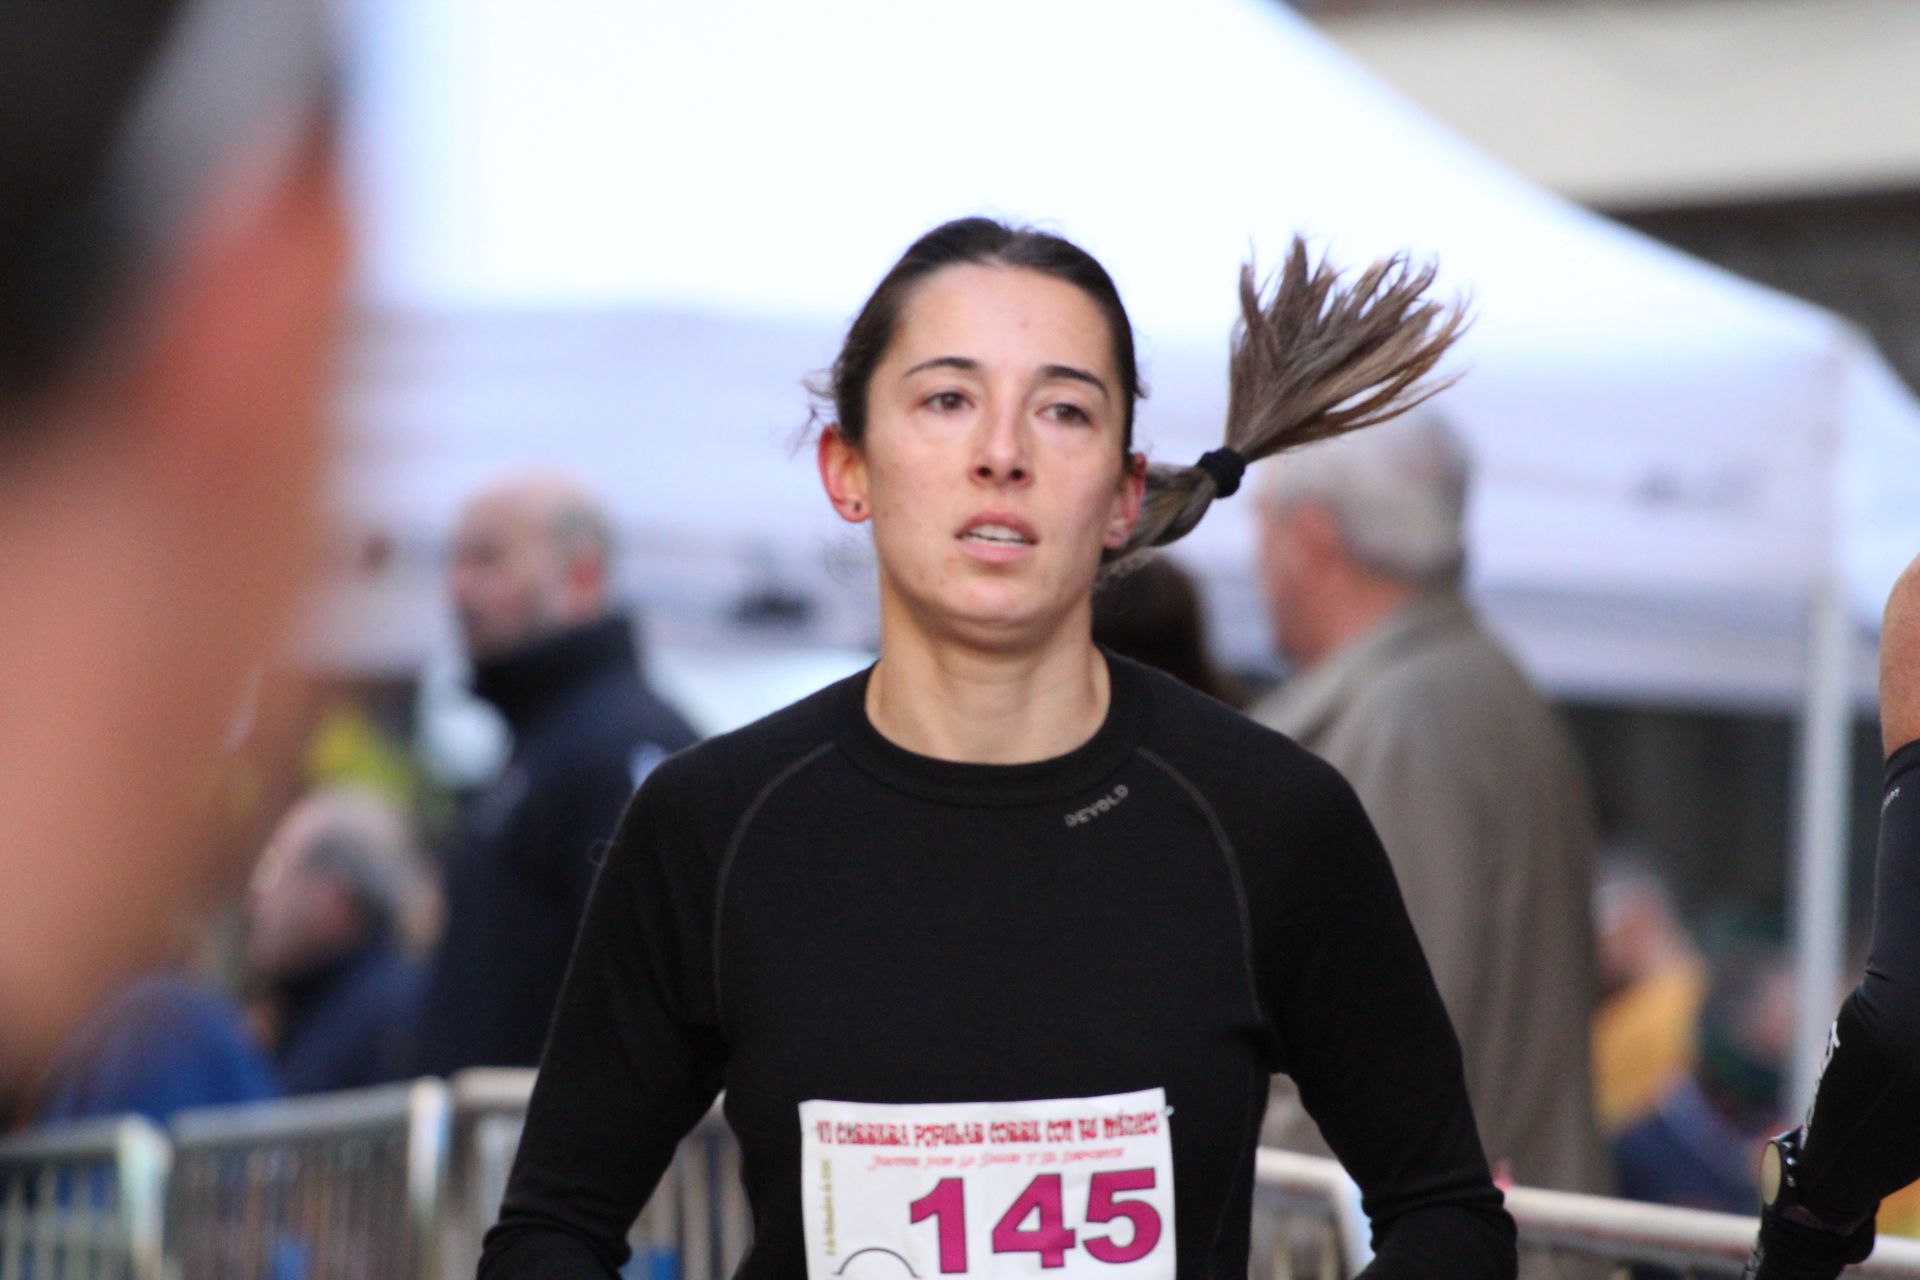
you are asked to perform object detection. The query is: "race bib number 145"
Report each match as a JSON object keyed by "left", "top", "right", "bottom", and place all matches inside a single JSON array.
[{"left": 799, "top": 1088, "right": 1175, "bottom": 1278}]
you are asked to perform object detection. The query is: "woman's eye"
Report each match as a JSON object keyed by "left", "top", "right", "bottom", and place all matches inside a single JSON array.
[
  {"left": 926, "top": 391, "right": 966, "bottom": 412},
  {"left": 1044, "top": 402, "right": 1091, "bottom": 425}
]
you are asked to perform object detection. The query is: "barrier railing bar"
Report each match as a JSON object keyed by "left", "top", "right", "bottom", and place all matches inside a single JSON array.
[
  {"left": 407, "top": 1080, "right": 453, "bottom": 1280},
  {"left": 3, "top": 1172, "right": 23, "bottom": 1280},
  {"left": 115, "top": 1120, "right": 169, "bottom": 1280},
  {"left": 1505, "top": 1183, "right": 1920, "bottom": 1277},
  {"left": 170, "top": 1082, "right": 420, "bottom": 1147},
  {"left": 446, "top": 1069, "right": 538, "bottom": 1115},
  {"left": 719, "top": 1138, "right": 750, "bottom": 1276},
  {"left": 1254, "top": 1153, "right": 1920, "bottom": 1278},
  {"left": 0, "top": 1118, "right": 168, "bottom": 1280}
]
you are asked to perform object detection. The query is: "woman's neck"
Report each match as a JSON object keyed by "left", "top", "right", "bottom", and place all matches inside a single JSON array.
[{"left": 865, "top": 615, "right": 1110, "bottom": 765}]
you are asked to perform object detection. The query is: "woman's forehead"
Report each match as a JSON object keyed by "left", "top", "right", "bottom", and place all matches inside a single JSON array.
[{"left": 886, "top": 263, "right": 1117, "bottom": 381}]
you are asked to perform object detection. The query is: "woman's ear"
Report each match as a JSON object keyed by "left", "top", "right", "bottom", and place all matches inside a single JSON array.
[
  {"left": 817, "top": 426, "right": 871, "bottom": 524},
  {"left": 1104, "top": 451, "right": 1148, "bottom": 550}
]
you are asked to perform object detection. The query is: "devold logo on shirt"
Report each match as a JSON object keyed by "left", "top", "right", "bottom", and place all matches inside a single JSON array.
[{"left": 1065, "top": 784, "right": 1129, "bottom": 827}]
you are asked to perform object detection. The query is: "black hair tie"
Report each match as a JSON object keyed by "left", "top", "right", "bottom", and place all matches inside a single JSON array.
[{"left": 1195, "top": 447, "right": 1247, "bottom": 499}]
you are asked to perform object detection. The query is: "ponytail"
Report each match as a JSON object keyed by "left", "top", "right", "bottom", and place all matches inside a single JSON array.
[{"left": 1112, "top": 237, "right": 1468, "bottom": 566}]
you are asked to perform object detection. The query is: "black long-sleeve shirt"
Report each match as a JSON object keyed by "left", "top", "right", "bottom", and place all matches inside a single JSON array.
[
  {"left": 480, "top": 654, "right": 1515, "bottom": 1279},
  {"left": 1793, "top": 738, "right": 1920, "bottom": 1224}
]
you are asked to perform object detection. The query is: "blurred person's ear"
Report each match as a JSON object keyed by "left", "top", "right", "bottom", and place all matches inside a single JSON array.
[
  {"left": 0, "top": 127, "right": 349, "bottom": 1096},
  {"left": 563, "top": 543, "right": 609, "bottom": 614}
]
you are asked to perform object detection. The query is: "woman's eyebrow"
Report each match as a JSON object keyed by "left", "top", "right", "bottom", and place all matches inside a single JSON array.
[
  {"left": 903, "top": 355, "right": 979, "bottom": 378},
  {"left": 902, "top": 355, "right": 1110, "bottom": 402},
  {"left": 1041, "top": 364, "right": 1111, "bottom": 401}
]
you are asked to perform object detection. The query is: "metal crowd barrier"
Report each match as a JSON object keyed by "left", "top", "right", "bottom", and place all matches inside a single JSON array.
[
  {"left": 1503, "top": 1183, "right": 1920, "bottom": 1279},
  {"left": 14, "top": 1078, "right": 1920, "bottom": 1280},
  {"left": 166, "top": 1079, "right": 448, "bottom": 1280},
  {"left": 1250, "top": 1151, "right": 1920, "bottom": 1279},
  {"left": 440, "top": 1072, "right": 529, "bottom": 1280},
  {"left": 442, "top": 1070, "right": 744, "bottom": 1280},
  {"left": 0, "top": 1117, "right": 168, "bottom": 1280}
]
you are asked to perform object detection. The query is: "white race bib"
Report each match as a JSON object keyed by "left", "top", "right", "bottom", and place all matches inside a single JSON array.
[{"left": 799, "top": 1088, "right": 1175, "bottom": 1278}]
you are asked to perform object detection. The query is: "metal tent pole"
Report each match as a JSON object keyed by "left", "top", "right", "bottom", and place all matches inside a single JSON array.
[{"left": 1789, "top": 577, "right": 1854, "bottom": 1116}]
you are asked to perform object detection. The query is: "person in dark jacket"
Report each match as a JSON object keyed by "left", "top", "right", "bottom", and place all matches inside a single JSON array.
[
  {"left": 414, "top": 474, "right": 698, "bottom": 1075},
  {"left": 36, "top": 974, "right": 279, "bottom": 1127},
  {"left": 246, "top": 786, "right": 434, "bottom": 1093},
  {"left": 1615, "top": 947, "right": 1794, "bottom": 1215}
]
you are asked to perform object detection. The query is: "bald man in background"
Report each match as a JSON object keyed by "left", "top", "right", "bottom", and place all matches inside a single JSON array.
[{"left": 413, "top": 475, "right": 697, "bottom": 1075}]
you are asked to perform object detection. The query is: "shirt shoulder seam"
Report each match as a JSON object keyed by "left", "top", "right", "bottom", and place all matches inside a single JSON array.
[
  {"left": 1135, "top": 747, "right": 1266, "bottom": 1031},
  {"left": 1137, "top": 748, "right": 1270, "bottom": 1266},
  {"left": 711, "top": 741, "right": 838, "bottom": 1029}
]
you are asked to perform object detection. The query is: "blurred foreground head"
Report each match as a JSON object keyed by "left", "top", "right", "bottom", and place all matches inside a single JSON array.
[
  {"left": 449, "top": 474, "right": 616, "bottom": 662},
  {"left": 0, "top": 0, "right": 346, "bottom": 1089},
  {"left": 1256, "top": 414, "right": 1470, "bottom": 669}
]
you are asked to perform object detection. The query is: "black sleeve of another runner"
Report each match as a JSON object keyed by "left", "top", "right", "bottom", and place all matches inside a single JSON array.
[{"left": 1793, "top": 739, "right": 1920, "bottom": 1225}]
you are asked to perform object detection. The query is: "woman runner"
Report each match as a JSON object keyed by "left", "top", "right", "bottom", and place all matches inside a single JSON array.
[{"left": 478, "top": 217, "right": 1516, "bottom": 1279}]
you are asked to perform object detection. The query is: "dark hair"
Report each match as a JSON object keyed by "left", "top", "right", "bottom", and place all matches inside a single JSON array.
[
  {"left": 1, "top": 0, "right": 335, "bottom": 430},
  {"left": 821, "top": 217, "right": 1145, "bottom": 450},
  {"left": 0, "top": 0, "right": 186, "bottom": 416},
  {"left": 1091, "top": 557, "right": 1234, "bottom": 705},
  {"left": 822, "top": 216, "right": 1469, "bottom": 569}
]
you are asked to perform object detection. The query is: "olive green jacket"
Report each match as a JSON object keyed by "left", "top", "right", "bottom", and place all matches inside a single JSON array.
[{"left": 1251, "top": 591, "right": 1611, "bottom": 1197}]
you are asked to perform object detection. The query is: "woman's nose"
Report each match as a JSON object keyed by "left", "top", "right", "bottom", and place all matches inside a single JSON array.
[{"left": 971, "top": 408, "right": 1030, "bottom": 485}]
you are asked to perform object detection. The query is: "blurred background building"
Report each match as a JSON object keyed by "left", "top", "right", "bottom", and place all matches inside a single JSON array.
[{"left": 1294, "top": 0, "right": 1919, "bottom": 389}]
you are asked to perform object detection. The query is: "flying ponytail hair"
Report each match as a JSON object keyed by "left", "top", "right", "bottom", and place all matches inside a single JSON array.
[{"left": 1111, "top": 237, "right": 1468, "bottom": 568}]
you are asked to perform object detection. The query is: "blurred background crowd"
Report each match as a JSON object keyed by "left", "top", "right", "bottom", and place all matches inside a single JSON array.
[{"left": 6, "top": 0, "right": 1920, "bottom": 1253}]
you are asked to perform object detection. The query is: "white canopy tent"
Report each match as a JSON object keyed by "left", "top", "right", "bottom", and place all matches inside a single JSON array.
[{"left": 330, "top": 0, "right": 1920, "bottom": 1109}]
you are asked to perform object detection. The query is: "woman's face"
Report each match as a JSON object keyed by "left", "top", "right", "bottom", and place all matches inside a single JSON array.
[{"left": 820, "top": 263, "right": 1144, "bottom": 653}]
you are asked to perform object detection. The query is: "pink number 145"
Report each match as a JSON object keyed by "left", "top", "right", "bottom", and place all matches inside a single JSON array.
[{"left": 908, "top": 1169, "right": 1162, "bottom": 1272}]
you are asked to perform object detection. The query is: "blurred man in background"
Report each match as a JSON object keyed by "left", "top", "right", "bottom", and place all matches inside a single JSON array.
[
  {"left": 413, "top": 474, "right": 697, "bottom": 1074},
  {"left": 1252, "top": 416, "right": 1611, "bottom": 1197},
  {"left": 246, "top": 787, "right": 434, "bottom": 1094},
  {"left": 0, "top": 0, "right": 345, "bottom": 1109}
]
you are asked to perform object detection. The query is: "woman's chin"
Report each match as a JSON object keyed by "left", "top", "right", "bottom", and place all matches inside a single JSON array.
[
  {"left": 930, "top": 587, "right": 1080, "bottom": 652},
  {"left": 880, "top": 565, "right": 1093, "bottom": 655}
]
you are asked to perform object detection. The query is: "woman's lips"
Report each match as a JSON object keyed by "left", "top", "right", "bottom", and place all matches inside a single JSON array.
[{"left": 956, "top": 514, "right": 1037, "bottom": 564}]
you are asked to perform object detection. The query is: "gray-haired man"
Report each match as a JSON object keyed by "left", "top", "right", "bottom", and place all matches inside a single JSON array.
[{"left": 1252, "top": 416, "right": 1611, "bottom": 1199}]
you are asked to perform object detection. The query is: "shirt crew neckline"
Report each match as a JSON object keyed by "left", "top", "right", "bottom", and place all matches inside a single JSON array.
[
  {"left": 1888, "top": 737, "right": 1920, "bottom": 787},
  {"left": 836, "top": 649, "right": 1152, "bottom": 808}
]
